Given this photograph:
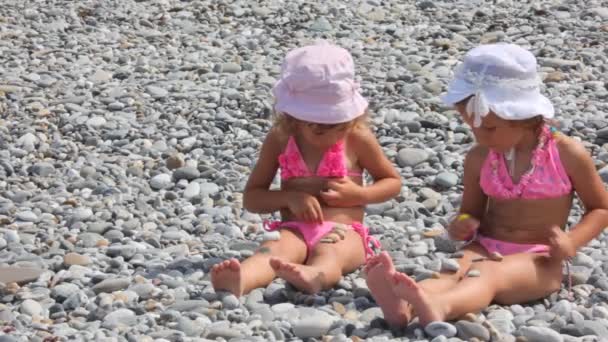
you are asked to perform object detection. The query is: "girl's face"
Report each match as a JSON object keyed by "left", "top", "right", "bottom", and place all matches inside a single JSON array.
[
  {"left": 456, "top": 102, "right": 525, "bottom": 153},
  {"left": 297, "top": 121, "right": 352, "bottom": 149}
]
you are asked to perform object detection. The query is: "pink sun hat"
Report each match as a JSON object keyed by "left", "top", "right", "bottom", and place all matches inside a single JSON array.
[{"left": 272, "top": 42, "right": 369, "bottom": 124}]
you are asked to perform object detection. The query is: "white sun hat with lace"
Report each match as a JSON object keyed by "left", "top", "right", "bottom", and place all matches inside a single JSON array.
[{"left": 441, "top": 43, "right": 554, "bottom": 127}]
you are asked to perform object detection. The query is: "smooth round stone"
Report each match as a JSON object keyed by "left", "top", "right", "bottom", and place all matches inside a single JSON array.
[
  {"left": 102, "top": 309, "right": 136, "bottom": 329},
  {"left": 16, "top": 211, "right": 39, "bottom": 222},
  {"left": 425, "top": 321, "right": 457, "bottom": 338},
  {"left": 222, "top": 295, "right": 240, "bottom": 310},
  {"left": 455, "top": 320, "right": 490, "bottom": 341},
  {"left": 434, "top": 172, "right": 459, "bottom": 188},
  {"left": 184, "top": 182, "right": 200, "bottom": 199},
  {"left": 87, "top": 116, "right": 107, "bottom": 127},
  {"left": 173, "top": 167, "right": 200, "bottom": 181},
  {"left": 79, "top": 166, "right": 97, "bottom": 178},
  {"left": 150, "top": 174, "right": 172, "bottom": 190},
  {"left": 20, "top": 299, "right": 43, "bottom": 316},
  {"left": 397, "top": 148, "right": 430, "bottom": 167},
  {"left": 293, "top": 315, "right": 334, "bottom": 339}
]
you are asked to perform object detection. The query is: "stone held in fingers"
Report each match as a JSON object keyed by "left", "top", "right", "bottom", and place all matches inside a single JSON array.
[
  {"left": 467, "top": 270, "right": 481, "bottom": 277},
  {"left": 489, "top": 251, "right": 503, "bottom": 261}
]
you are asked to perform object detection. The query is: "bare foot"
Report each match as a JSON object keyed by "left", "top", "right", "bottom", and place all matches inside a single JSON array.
[
  {"left": 391, "top": 271, "right": 445, "bottom": 326},
  {"left": 269, "top": 257, "right": 323, "bottom": 294},
  {"left": 211, "top": 258, "right": 245, "bottom": 297},
  {"left": 364, "top": 252, "right": 411, "bottom": 326}
]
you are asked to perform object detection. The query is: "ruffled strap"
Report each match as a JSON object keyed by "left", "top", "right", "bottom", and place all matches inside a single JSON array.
[{"left": 351, "top": 222, "right": 381, "bottom": 259}]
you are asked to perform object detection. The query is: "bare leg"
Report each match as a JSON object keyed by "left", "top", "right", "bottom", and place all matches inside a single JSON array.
[
  {"left": 212, "top": 229, "right": 307, "bottom": 297},
  {"left": 365, "top": 244, "right": 488, "bottom": 327},
  {"left": 270, "top": 229, "right": 365, "bottom": 294},
  {"left": 391, "top": 252, "right": 563, "bottom": 326}
]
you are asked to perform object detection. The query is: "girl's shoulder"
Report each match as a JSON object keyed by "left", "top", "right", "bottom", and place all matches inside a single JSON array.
[
  {"left": 345, "top": 125, "right": 375, "bottom": 147},
  {"left": 554, "top": 133, "right": 591, "bottom": 171},
  {"left": 466, "top": 144, "right": 490, "bottom": 164}
]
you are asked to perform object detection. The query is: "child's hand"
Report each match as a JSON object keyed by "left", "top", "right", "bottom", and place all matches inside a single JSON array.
[
  {"left": 287, "top": 192, "right": 324, "bottom": 222},
  {"left": 547, "top": 225, "right": 576, "bottom": 260},
  {"left": 320, "top": 177, "right": 365, "bottom": 207},
  {"left": 448, "top": 214, "right": 480, "bottom": 241}
]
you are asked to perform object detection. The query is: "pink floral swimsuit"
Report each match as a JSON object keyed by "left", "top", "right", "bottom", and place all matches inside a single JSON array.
[
  {"left": 476, "top": 125, "right": 573, "bottom": 256},
  {"left": 264, "top": 136, "right": 380, "bottom": 261}
]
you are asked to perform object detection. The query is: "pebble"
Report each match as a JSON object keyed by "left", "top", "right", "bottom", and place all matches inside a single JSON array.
[
  {"left": 455, "top": 321, "right": 490, "bottom": 341},
  {"left": 20, "top": 299, "right": 43, "bottom": 316},
  {"left": 63, "top": 252, "right": 92, "bottom": 266},
  {"left": 425, "top": 321, "right": 458, "bottom": 338},
  {"left": 441, "top": 259, "right": 461, "bottom": 273},
  {"left": 150, "top": 174, "right": 172, "bottom": 190},
  {"left": 519, "top": 326, "right": 564, "bottom": 342},
  {"left": 102, "top": 309, "right": 137, "bottom": 329},
  {"left": 93, "top": 278, "right": 131, "bottom": 294},
  {"left": 397, "top": 148, "right": 430, "bottom": 167},
  {"left": 434, "top": 172, "right": 459, "bottom": 188},
  {"left": 293, "top": 315, "right": 334, "bottom": 338}
]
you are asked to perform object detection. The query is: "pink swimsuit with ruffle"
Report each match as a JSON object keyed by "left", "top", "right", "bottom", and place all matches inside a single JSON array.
[
  {"left": 477, "top": 125, "right": 573, "bottom": 256},
  {"left": 265, "top": 136, "right": 379, "bottom": 261},
  {"left": 278, "top": 136, "right": 362, "bottom": 180}
]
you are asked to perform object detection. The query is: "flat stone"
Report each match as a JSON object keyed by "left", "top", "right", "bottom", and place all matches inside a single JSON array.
[
  {"left": 169, "top": 300, "right": 210, "bottom": 312},
  {"left": 519, "top": 326, "right": 563, "bottom": 342},
  {"left": 425, "top": 321, "right": 457, "bottom": 338},
  {"left": 93, "top": 278, "right": 131, "bottom": 294},
  {"left": 64, "top": 252, "right": 92, "bottom": 266},
  {"left": 145, "top": 85, "right": 169, "bottom": 99},
  {"left": 0, "top": 267, "right": 43, "bottom": 285},
  {"left": 173, "top": 167, "right": 200, "bottom": 181}
]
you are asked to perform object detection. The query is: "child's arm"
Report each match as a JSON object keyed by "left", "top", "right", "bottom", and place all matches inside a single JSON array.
[
  {"left": 558, "top": 137, "right": 608, "bottom": 250},
  {"left": 243, "top": 129, "right": 324, "bottom": 221},
  {"left": 448, "top": 145, "right": 488, "bottom": 240},
  {"left": 322, "top": 127, "right": 401, "bottom": 206}
]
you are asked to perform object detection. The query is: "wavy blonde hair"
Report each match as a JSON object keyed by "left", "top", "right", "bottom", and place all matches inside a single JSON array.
[{"left": 273, "top": 110, "right": 371, "bottom": 135}]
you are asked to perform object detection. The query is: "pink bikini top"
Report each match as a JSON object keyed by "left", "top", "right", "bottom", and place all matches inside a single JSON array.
[
  {"left": 480, "top": 125, "right": 572, "bottom": 200},
  {"left": 278, "top": 136, "right": 362, "bottom": 181}
]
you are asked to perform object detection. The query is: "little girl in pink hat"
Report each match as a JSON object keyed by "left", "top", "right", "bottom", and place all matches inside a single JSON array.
[{"left": 211, "top": 42, "right": 402, "bottom": 297}]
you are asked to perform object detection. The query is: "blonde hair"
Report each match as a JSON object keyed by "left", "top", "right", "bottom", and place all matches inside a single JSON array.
[{"left": 273, "top": 110, "right": 371, "bottom": 135}]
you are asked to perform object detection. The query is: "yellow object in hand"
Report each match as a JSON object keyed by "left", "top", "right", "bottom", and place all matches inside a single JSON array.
[{"left": 457, "top": 213, "right": 471, "bottom": 221}]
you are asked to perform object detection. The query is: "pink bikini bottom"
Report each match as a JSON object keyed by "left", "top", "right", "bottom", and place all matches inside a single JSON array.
[
  {"left": 477, "top": 234, "right": 550, "bottom": 255},
  {"left": 264, "top": 220, "right": 380, "bottom": 261},
  {"left": 475, "top": 234, "right": 573, "bottom": 297}
]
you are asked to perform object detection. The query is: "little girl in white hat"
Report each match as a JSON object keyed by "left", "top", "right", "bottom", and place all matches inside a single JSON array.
[
  {"left": 365, "top": 43, "right": 608, "bottom": 334},
  {"left": 211, "top": 42, "right": 401, "bottom": 297}
]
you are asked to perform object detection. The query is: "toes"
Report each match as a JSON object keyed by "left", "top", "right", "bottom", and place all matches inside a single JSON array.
[
  {"left": 269, "top": 258, "right": 281, "bottom": 269},
  {"left": 378, "top": 252, "right": 393, "bottom": 267},
  {"left": 228, "top": 259, "right": 240, "bottom": 270}
]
